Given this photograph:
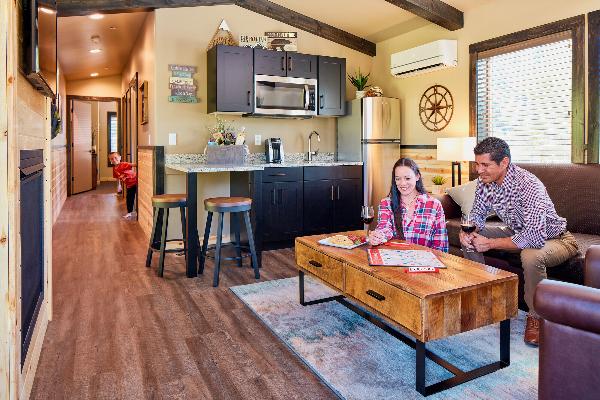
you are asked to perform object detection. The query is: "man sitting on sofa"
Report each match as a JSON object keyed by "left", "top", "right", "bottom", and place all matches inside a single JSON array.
[{"left": 460, "top": 137, "right": 579, "bottom": 346}]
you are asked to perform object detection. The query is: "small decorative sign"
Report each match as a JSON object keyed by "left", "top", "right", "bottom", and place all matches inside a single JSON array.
[
  {"left": 168, "top": 64, "right": 198, "bottom": 103},
  {"left": 240, "top": 35, "right": 268, "bottom": 49},
  {"left": 265, "top": 31, "right": 297, "bottom": 51}
]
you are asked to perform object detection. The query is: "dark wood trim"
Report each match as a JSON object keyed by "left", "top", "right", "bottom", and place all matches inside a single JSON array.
[
  {"left": 56, "top": 0, "right": 376, "bottom": 56},
  {"left": 588, "top": 10, "right": 600, "bottom": 164},
  {"left": 66, "top": 95, "right": 121, "bottom": 103},
  {"left": 400, "top": 144, "right": 437, "bottom": 149},
  {"left": 469, "top": 15, "right": 586, "bottom": 164},
  {"left": 235, "top": 0, "right": 375, "bottom": 56},
  {"left": 384, "top": 0, "right": 463, "bottom": 31}
]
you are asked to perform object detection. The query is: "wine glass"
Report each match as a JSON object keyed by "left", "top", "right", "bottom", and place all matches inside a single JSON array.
[
  {"left": 461, "top": 214, "right": 476, "bottom": 253},
  {"left": 361, "top": 205, "right": 375, "bottom": 239}
]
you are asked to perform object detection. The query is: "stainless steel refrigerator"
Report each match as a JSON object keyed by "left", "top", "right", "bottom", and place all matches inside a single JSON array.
[{"left": 337, "top": 97, "right": 401, "bottom": 210}]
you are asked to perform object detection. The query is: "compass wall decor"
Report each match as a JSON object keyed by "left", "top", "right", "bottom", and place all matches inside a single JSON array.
[{"left": 419, "top": 85, "right": 454, "bottom": 132}]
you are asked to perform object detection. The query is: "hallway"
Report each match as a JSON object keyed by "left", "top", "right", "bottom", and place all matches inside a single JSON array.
[{"left": 31, "top": 184, "right": 335, "bottom": 399}]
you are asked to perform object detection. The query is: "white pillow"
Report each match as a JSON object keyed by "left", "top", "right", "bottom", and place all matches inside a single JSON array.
[{"left": 445, "top": 180, "right": 477, "bottom": 216}]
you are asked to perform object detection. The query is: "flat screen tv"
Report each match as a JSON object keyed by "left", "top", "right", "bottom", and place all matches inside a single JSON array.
[{"left": 20, "top": 0, "right": 57, "bottom": 98}]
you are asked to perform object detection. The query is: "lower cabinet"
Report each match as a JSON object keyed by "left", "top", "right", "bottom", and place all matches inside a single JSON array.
[{"left": 262, "top": 180, "right": 303, "bottom": 241}]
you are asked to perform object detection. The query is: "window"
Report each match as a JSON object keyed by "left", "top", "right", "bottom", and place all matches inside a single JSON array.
[
  {"left": 470, "top": 16, "right": 585, "bottom": 163},
  {"left": 589, "top": 10, "right": 600, "bottom": 163},
  {"left": 107, "top": 111, "right": 118, "bottom": 167}
]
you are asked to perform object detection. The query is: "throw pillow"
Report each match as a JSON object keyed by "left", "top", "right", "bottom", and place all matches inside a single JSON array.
[{"left": 445, "top": 180, "right": 477, "bottom": 216}]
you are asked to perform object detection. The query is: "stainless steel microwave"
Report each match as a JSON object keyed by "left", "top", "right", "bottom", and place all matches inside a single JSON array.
[{"left": 254, "top": 75, "right": 317, "bottom": 117}]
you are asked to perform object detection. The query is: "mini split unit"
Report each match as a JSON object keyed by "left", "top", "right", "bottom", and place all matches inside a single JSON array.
[{"left": 391, "top": 39, "right": 457, "bottom": 78}]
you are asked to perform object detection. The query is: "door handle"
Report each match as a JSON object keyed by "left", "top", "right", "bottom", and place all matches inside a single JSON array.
[
  {"left": 337, "top": 185, "right": 340, "bottom": 200},
  {"left": 330, "top": 185, "right": 334, "bottom": 201},
  {"left": 319, "top": 94, "right": 324, "bottom": 109},
  {"left": 247, "top": 91, "right": 251, "bottom": 106},
  {"left": 308, "top": 260, "right": 322, "bottom": 268},
  {"left": 366, "top": 290, "right": 385, "bottom": 301}
]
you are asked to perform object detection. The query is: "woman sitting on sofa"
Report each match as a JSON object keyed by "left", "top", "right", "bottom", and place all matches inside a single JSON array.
[{"left": 368, "top": 158, "right": 449, "bottom": 252}]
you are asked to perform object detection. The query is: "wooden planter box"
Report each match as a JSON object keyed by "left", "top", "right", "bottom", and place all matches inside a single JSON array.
[{"left": 205, "top": 144, "right": 248, "bottom": 164}]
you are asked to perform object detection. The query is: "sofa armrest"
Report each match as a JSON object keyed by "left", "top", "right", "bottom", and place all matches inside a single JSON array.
[
  {"left": 585, "top": 245, "right": 600, "bottom": 289},
  {"left": 535, "top": 279, "right": 600, "bottom": 334},
  {"left": 431, "top": 194, "right": 461, "bottom": 220}
]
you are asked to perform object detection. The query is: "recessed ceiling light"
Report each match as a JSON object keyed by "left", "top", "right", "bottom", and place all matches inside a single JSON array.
[
  {"left": 39, "top": 7, "right": 55, "bottom": 14},
  {"left": 89, "top": 14, "right": 104, "bottom": 20},
  {"left": 89, "top": 48, "right": 102, "bottom": 54},
  {"left": 90, "top": 72, "right": 99, "bottom": 77},
  {"left": 109, "top": 26, "right": 117, "bottom": 30},
  {"left": 104, "top": 67, "right": 110, "bottom": 70}
]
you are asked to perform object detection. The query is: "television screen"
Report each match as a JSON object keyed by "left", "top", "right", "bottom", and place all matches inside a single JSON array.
[{"left": 20, "top": 0, "right": 57, "bottom": 98}]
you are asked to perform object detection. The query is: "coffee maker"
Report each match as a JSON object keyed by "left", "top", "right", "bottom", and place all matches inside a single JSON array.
[{"left": 265, "top": 138, "right": 284, "bottom": 163}]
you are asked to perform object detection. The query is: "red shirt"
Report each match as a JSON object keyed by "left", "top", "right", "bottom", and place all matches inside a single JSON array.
[{"left": 113, "top": 162, "right": 137, "bottom": 188}]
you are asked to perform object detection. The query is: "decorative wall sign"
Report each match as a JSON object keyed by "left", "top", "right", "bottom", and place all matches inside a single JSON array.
[
  {"left": 139, "top": 81, "right": 149, "bottom": 125},
  {"left": 265, "top": 32, "right": 297, "bottom": 51},
  {"left": 240, "top": 35, "right": 268, "bottom": 49},
  {"left": 207, "top": 19, "right": 238, "bottom": 50},
  {"left": 168, "top": 64, "right": 198, "bottom": 103},
  {"left": 419, "top": 84, "right": 454, "bottom": 132}
]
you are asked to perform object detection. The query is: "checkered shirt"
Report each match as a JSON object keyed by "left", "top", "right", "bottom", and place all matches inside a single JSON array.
[
  {"left": 376, "top": 194, "right": 449, "bottom": 252},
  {"left": 469, "top": 163, "right": 567, "bottom": 249}
]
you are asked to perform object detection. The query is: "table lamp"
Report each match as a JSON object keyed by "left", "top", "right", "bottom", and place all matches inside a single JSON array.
[{"left": 436, "top": 137, "right": 476, "bottom": 187}]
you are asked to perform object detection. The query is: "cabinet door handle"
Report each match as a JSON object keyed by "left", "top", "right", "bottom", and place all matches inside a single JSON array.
[
  {"left": 366, "top": 290, "right": 385, "bottom": 301},
  {"left": 269, "top": 173, "right": 287, "bottom": 177},
  {"left": 309, "top": 260, "right": 322, "bottom": 268},
  {"left": 247, "top": 90, "right": 251, "bottom": 106},
  {"left": 337, "top": 185, "right": 340, "bottom": 200},
  {"left": 272, "top": 188, "right": 276, "bottom": 205},
  {"left": 288, "top": 56, "right": 293, "bottom": 71},
  {"left": 281, "top": 56, "right": 286, "bottom": 71},
  {"left": 278, "top": 188, "right": 283, "bottom": 205},
  {"left": 319, "top": 94, "right": 324, "bottom": 109},
  {"left": 330, "top": 185, "right": 334, "bottom": 201}
]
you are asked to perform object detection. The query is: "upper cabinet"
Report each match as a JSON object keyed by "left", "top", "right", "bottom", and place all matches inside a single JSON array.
[
  {"left": 207, "top": 45, "right": 254, "bottom": 113},
  {"left": 254, "top": 49, "right": 317, "bottom": 79},
  {"left": 318, "top": 56, "right": 346, "bottom": 116}
]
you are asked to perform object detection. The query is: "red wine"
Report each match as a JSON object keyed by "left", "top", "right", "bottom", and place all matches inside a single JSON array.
[
  {"left": 361, "top": 217, "right": 374, "bottom": 225},
  {"left": 461, "top": 223, "right": 476, "bottom": 233}
]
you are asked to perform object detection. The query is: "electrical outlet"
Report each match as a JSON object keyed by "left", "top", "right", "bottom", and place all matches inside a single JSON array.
[
  {"left": 168, "top": 132, "right": 177, "bottom": 145},
  {"left": 254, "top": 134, "right": 262, "bottom": 146}
]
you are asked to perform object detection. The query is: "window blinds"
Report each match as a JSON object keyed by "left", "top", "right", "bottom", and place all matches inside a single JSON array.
[{"left": 476, "top": 35, "right": 572, "bottom": 163}]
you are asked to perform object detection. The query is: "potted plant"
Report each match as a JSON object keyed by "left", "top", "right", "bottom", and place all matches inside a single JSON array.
[
  {"left": 205, "top": 116, "right": 248, "bottom": 164},
  {"left": 431, "top": 175, "right": 447, "bottom": 194},
  {"left": 348, "top": 68, "right": 371, "bottom": 99}
]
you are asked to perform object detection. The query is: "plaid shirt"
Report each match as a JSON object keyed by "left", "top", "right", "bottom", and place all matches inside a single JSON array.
[
  {"left": 375, "top": 194, "right": 449, "bottom": 252},
  {"left": 469, "top": 164, "right": 567, "bottom": 249}
]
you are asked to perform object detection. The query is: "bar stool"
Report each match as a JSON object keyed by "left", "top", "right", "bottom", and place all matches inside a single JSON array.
[
  {"left": 199, "top": 197, "right": 260, "bottom": 287},
  {"left": 146, "top": 194, "right": 190, "bottom": 277}
]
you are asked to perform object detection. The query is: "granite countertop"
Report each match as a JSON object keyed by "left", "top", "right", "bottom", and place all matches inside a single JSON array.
[{"left": 165, "top": 152, "right": 363, "bottom": 173}]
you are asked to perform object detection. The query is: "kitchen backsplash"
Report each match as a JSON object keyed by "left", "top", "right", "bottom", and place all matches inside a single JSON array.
[{"left": 166, "top": 151, "right": 336, "bottom": 164}]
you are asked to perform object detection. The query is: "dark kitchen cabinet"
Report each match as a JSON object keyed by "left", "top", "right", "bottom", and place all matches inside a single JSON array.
[
  {"left": 303, "top": 180, "right": 336, "bottom": 234},
  {"left": 333, "top": 179, "right": 363, "bottom": 232},
  {"left": 262, "top": 180, "right": 303, "bottom": 241},
  {"left": 207, "top": 45, "right": 253, "bottom": 113},
  {"left": 254, "top": 49, "right": 317, "bottom": 79},
  {"left": 287, "top": 53, "right": 317, "bottom": 79},
  {"left": 318, "top": 56, "right": 346, "bottom": 116}
]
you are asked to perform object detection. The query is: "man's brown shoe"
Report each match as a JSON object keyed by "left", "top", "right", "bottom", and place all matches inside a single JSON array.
[{"left": 524, "top": 315, "right": 540, "bottom": 347}]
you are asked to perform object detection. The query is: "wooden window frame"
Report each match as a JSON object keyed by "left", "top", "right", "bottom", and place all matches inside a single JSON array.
[
  {"left": 589, "top": 10, "right": 600, "bottom": 163},
  {"left": 468, "top": 15, "right": 586, "bottom": 168},
  {"left": 107, "top": 111, "right": 118, "bottom": 167}
]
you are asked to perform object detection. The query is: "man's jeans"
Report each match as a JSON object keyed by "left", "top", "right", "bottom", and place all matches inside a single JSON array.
[{"left": 462, "top": 226, "right": 579, "bottom": 316}]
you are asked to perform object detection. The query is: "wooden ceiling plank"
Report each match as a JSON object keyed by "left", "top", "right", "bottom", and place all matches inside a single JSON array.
[
  {"left": 57, "top": 0, "right": 376, "bottom": 56},
  {"left": 385, "top": 0, "right": 463, "bottom": 31}
]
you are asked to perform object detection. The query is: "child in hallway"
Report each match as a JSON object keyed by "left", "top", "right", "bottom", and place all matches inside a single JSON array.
[{"left": 109, "top": 152, "right": 137, "bottom": 219}]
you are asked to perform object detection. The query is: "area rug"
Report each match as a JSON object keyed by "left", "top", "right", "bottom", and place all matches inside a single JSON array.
[{"left": 230, "top": 276, "right": 538, "bottom": 400}]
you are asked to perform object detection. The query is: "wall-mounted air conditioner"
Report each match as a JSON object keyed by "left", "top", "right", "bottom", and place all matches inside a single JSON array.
[{"left": 391, "top": 40, "right": 457, "bottom": 78}]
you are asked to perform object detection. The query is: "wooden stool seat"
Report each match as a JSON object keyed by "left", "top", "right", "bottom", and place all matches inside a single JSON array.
[
  {"left": 199, "top": 196, "right": 259, "bottom": 286},
  {"left": 152, "top": 194, "right": 187, "bottom": 208},
  {"left": 204, "top": 196, "right": 251, "bottom": 213}
]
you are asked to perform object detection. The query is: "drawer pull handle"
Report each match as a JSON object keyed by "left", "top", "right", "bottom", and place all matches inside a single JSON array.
[
  {"left": 308, "top": 260, "right": 322, "bottom": 268},
  {"left": 270, "top": 173, "right": 287, "bottom": 176},
  {"left": 366, "top": 290, "right": 385, "bottom": 301}
]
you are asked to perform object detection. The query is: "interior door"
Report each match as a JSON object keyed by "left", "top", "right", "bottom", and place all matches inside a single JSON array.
[{"left": 72, "top": 100, "right": 93, "bottom": 194}]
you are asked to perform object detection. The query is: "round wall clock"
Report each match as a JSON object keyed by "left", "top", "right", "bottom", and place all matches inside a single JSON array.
[{"left": 419, "top": 85, "right": 454, "bottom": 132}]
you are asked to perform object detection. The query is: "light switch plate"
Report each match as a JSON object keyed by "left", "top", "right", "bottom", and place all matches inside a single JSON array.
[
  {"left": 254, "top": 134, "right": 262, "bottom": 146},
  {"left": 168, "top": 132, "right": 177, "bottom": 145}
]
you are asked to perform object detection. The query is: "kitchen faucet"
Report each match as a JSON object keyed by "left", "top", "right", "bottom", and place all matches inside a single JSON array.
[{"left": 307, "top": 131, "right": 320, "bottom": 161}]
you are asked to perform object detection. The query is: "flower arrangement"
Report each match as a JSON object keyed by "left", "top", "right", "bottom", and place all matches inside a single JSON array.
[{"left": 208, "top": 116, "right": 238, "bottom": 145}]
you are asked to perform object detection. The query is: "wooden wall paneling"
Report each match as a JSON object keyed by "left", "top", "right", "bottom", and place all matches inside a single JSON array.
[
  {"left": 384, "top": 0, "right": 464, "bottom": 31},
  {"left": 137, "top": 146, "right": 165, "bottom": 239},
  {"left": 400, "top": 148, "right": 470, "bottom": 190},
  {"left": 51, "top": 146, "right": 68, "bottom": 223},
  {"left": 589, "top": 10, "right": 600, "bottom": 163}
]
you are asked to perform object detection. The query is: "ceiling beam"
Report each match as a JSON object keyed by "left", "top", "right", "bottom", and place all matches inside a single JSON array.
[
  {"left": 56, "top": 0, "right": 376, "bottom": 56},
  {"left": 385, "top": 0, "right": 463, "bottom": 31}
]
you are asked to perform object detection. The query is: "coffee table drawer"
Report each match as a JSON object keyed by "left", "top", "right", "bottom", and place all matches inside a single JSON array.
[
  {"left": 296, "top": 242, "right": 344, "bottom": 290},
  {"left": 345, "top": 267, "right": 422, "bottom": 335}
]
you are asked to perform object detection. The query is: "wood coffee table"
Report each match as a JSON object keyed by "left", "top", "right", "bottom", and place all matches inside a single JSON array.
[{"left": 295, "top": 232, "right": 518, "bottom": 397}]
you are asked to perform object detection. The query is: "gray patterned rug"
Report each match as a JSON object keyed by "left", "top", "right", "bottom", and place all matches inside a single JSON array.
[{"left": 231, "top": 276, "right": 537, "bottom": 400}]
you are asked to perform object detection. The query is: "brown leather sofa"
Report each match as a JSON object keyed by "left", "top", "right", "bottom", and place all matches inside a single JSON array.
[
  {"left": 438, "top": 163, "right": 600, "bottom": 309},
  {"left": 534, "top": 246, "right": 600, "bottom": 400}
]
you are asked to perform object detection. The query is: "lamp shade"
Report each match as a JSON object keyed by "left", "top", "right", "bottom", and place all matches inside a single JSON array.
[{"left": 436, "top": 137, "right": 477, "bottom": 161}]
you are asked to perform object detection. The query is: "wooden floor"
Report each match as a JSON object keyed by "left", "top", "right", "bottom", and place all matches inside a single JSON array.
[{"left": 31, "top": 183, "right": 336, "bottom": 399}]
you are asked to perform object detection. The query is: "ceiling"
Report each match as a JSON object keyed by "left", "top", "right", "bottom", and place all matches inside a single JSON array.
[
  {"left": 58, "top": 12, "right": 148, "bottom": 81},
  {"left": 57, "top": 1, "right": 490, "bottom": 81}
]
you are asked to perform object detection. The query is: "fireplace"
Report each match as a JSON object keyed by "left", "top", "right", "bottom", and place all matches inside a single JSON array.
[{"left": 19, "top": 149, "right": 45, "bottom": 368}]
